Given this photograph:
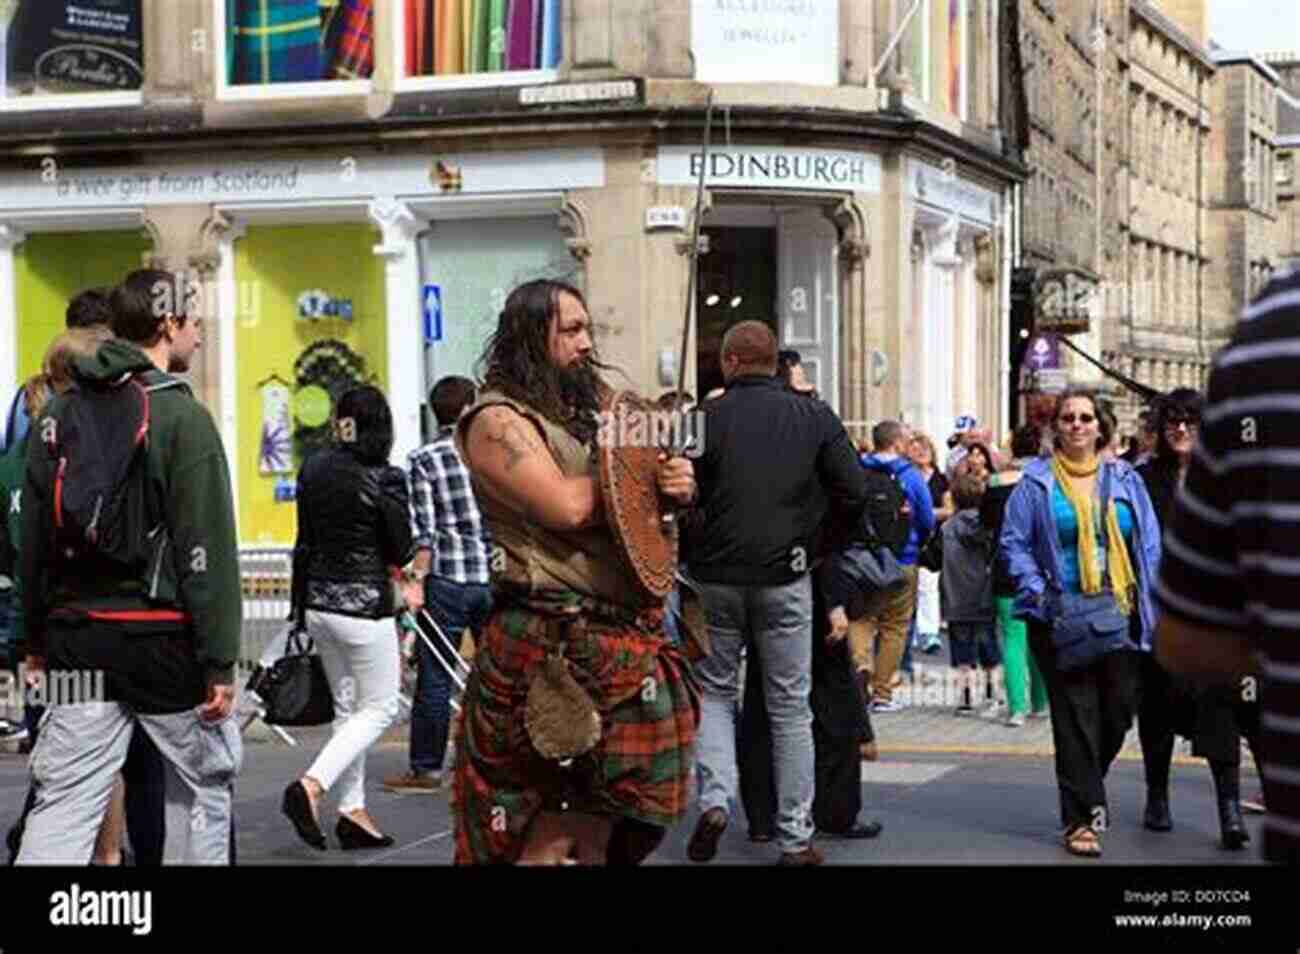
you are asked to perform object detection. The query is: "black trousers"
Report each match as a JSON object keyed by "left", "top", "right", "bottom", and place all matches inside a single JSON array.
[
  {"left": 1028, "top": 621, "right": 1141, "bottom": 831},
  {"left": 739, "top": 590, "right": 872, "bottom": 836},
  {"left": 1138, "top": 653, "right": 1243, "bottom": 799}
]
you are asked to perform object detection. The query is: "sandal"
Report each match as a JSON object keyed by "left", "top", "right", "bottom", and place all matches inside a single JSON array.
[{"left": 1063, "top": 825, "right": 1102, "bottom": 858}]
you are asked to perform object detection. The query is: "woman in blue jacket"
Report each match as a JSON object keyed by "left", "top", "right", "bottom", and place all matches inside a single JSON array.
[{"left": 1000, "top": 388, "right": 1162, "bottom": 858}]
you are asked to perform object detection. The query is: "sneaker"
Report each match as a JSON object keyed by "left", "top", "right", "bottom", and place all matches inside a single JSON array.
[
  {"left": 871, "top": 698, "right": 904, "bottom": 714},
  {"left": 1029, "top": 708, "right": 1050, "bottom": 720},
  {"left": 0, "top": 720, "right": 28, "bottom": 743},
  {"left": 1241, "top": 795, "right": 1266, "bottom": 815},
  {"left": 954, "top": 704, "right": 977, "bottom": 717},
  {"left": 979, "top": 701, "right": 1006, "bottom": 719},
  {"left": 383, "top": 771, "right": 442, "bottom": 794},
  {"left": 921, "top": 635, "right": 943, "bottom": 654},
  {"left": 1005, "top": 713, "right": 1026, "bottom": 727}
]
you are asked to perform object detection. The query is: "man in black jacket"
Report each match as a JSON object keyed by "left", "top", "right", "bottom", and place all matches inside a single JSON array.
[{"left": 684, "top": 321, "right": 869, "bottom": 866}]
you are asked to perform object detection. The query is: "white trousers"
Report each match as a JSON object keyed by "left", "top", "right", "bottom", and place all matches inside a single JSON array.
[
  {"left": 304, "top": 611, "right": 401, "bottom": 813},
  {"left": 916, "top": 568, "right": 941, "bottom": 638}
]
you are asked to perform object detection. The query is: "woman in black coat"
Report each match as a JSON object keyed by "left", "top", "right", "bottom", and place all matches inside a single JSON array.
[{"left": 1137, "top": 388, "right": 1256, "bottom": 850}]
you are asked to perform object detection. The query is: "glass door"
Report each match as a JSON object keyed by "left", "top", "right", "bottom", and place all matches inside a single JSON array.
[
  {"left": 776, "top": 208, "right": 838, "bottom": 411},
  {"left": 695, "top": 225, "right": 777, "bottom": 400}
]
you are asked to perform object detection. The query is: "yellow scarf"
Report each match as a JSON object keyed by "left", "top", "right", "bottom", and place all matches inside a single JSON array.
[{"left": 1051, "top": 452, "right": 1137, "bottom": 616}]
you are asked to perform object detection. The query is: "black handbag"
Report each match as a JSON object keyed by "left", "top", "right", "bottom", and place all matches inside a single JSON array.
[
  {"left": 248, "top": 625, "right": 336, "bottom": 727},
  {"left": 824, "top": 535, "right": 907, "bottom": 621}
]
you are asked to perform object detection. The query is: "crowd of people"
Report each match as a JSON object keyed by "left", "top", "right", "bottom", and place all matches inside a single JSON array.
[{"left": 1, "top": 266, "right": 1297, "bottom": 867}]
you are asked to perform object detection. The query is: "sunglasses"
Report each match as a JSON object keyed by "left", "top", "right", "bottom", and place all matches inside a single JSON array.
[{"left": 1058, "top": 413, "right": 1095, "bottom": 425}]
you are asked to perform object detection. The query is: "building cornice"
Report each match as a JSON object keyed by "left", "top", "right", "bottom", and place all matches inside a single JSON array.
[
  {"left": 1212, "top": 51, "right": 1284, "bottom": 84},
  {"left": 1130, "top": 0, "right": 1217, "bottom": 73},
  {"left": 0, "top": 101, "right": 1030, "bottom": 186}
]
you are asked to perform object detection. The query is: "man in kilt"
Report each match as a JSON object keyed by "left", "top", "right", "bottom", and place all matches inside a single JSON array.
[{"left": 450, "top": 279, "right": 699, "bottom": 864}]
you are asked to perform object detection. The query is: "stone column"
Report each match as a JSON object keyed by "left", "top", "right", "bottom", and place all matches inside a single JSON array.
[
  {"left": 924, "top": 215, "right": 962, "bottom": 449},
  {"left": 368, "top": 199, "right": 427, "bottom": 464},
  {"left": 832, "top": 198, "right": 870, "bottom": 444},
  {"left": 213, "top": 218, "right": 248, "bottom": 531},
  {"left": 0, "top": 225, "right": 26, "bottom": 396},
  {"left": 141, "top": 0, "right": 205, "bottom": 101},
  {"left": 141, "top": 205, "right": 231, "bottom": 411}
]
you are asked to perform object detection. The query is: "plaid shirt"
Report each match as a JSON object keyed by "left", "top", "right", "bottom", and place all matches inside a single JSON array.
[{"left": 408, "top": 427, "right": 492, "bottom": 585}]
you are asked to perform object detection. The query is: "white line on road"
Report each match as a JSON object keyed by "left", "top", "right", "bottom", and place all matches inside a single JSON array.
[{"left": 358, "top": 828, "right": 453, "bottom": 866}]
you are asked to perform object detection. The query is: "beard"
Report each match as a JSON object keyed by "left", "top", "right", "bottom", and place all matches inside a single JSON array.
[{"left": 552, "top": 358, "right": 605, "bottom": 445}]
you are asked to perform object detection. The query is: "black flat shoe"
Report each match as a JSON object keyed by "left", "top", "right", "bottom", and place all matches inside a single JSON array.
[
  {"left": 336, "top": 815, "right": 395, "bottom": 850},
  {"left": 1143, "top": 794, "right": 1172, "bottom": 832},
  {"left": 282, "top": 782, "right": 327, "bottom": 851},
  {"left": 820, "top": 820, "right": 883, "bottom": 840},
  {"left": 1218, "top": 799, "right": 1250, "bottom": 851}
]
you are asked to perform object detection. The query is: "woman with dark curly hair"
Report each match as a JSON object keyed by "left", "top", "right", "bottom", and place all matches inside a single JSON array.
[{"left": 1136, "top": 388, "right": 1256, "bottom": 849}]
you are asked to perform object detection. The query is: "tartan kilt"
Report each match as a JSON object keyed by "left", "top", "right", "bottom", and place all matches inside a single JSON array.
[{"left": 450, "top": 601, "right": 700, "bottom": 864}]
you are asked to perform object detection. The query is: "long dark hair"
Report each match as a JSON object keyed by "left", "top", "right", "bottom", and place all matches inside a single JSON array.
[
  {"left": 334, "top": 385, "right": 394, "bottom": 464},
  {"left": 475, "top": 279, "right": 615, "bottom": 445},
  {"left": 1151, "top": 387, "right": 1204, "bottom": 473}
]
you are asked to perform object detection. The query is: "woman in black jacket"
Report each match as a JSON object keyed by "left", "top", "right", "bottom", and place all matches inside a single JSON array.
[
  {"left": 282, "top": 387, "right": 420, "bottom": 852},
  {"left": 1136, "top": 388, "right": 1255, "bottom": 850}
]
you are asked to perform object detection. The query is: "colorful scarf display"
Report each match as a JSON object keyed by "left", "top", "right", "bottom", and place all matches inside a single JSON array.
[
  {"left": 407, "top": 0, "right": 559, "bottom": 77},
  {"left": 229, "top": 0, "right": 373, "bottom": 85},
  {"left": 231, "top": 0, "right": 558, "bottom": 85}
]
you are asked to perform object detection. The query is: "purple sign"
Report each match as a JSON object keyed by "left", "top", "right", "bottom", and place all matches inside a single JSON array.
[{"left": 1025, "top": 334, "right": 1060, "bottom": 370}]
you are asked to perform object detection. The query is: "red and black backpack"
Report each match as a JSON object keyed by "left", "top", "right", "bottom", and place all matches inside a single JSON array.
[{"left": 41, "top": 373, "right": 165, "bottom": 578}]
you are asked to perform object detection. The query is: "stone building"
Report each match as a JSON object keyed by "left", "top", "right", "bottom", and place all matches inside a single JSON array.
[
  {"left": 1019, "top": 0, "right": 1298, "bottom": 434},
  {"left": 1264, "top": 54, "right": 1300, "bottom": 272},
  {"left": 0, "top": 1, "right": 1025, "bottom": 545}
]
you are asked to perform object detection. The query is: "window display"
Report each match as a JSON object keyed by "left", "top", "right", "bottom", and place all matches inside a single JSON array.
[
  {"left": 226, "top": 0, "right": 373, "bottom": 85},
  {"left": 2, "top": 0, "right": 144, "bottom": 98},
  {"left": 404, "top": 0, "right": 560, "bottom": 78}
]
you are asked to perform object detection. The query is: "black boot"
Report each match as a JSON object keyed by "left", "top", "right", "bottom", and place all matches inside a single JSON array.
[
  {"left": 1143, "top": 790, "right": 1172, "bottom": 832},
  {"left": 1211, "top": 760, "right": 1250, "bottom": 851}
]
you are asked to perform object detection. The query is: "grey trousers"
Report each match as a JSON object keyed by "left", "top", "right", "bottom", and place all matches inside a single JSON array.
[
  {"left": 694, "top": 576, "right": 815, "bottom": 854},
  {"left": 16, "top": 702, "right": 242, "bottom": 865}
]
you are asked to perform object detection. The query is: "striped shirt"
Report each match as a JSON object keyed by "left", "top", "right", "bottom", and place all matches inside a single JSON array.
[
  {"left": 1156, "top": 265, "right": 1300, "bottom": 864},
  {"left": 407, "top": 426, "right": 492, "bottom": 585}
]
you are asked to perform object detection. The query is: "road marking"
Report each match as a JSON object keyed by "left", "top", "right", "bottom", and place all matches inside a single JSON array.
[
  {"left": 872, "top": 744, "right": 1256, "bottom": 771},
  {"left": 358, "top": 829, "right": 453, "bottom": 866},
  {"left": 861, "top": 762, "right": 959, "bottom": 784}
]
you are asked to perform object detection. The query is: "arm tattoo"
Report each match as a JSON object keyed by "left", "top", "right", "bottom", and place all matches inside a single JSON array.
[{"left": 485, "top": 419, "right": 544, "bottom": 473}]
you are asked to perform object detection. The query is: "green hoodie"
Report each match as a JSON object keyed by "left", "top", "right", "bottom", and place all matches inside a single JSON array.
[{"left": 20, "top": 339, "right": 242, "bottom": 683}]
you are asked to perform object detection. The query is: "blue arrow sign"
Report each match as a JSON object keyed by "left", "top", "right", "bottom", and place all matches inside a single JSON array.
[{"left": 423, "top": 284, "right": 442, "bottom": 343}]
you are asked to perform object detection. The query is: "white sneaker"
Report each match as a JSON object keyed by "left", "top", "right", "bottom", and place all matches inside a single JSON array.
[
  {"left": 1004, "top": 713, "right": 1026, "bottom": 727},
  {"left": 871, "top": 698, "right": 905, "bottom": 714},
  {"left": 1029, "top": 708, "right": 1050, "bottom": 720}
]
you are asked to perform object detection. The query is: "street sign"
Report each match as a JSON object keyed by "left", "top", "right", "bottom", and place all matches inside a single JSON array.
[
  {"left": 423, "top": 284, "right": 442, "bottom": 344},
  {"left": 1025, "top": 334, "right": 1060, "bottom": 370}
]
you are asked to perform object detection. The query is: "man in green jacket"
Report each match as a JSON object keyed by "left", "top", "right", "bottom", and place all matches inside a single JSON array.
[{"left": 16, "top": 268, "right": 242, "bottom": 865}]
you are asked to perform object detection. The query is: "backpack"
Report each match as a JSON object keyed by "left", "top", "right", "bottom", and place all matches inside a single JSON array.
[
  {"left": 861, "top": 461, "right": 912, "bottom": 558},
  {"left": 40, "top": 375, "right": 175, "bottom": 594}
]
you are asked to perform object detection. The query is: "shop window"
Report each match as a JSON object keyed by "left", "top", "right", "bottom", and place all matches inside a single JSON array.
[
  {"left": 1279, "top": 152, "right": 1293, "bottom": 186},
  {"left": 218, "top": 0, "right": 374, "bottom": 94},
  {"left": 900, "top": 0, "right": 930, "bottom": 102},
  {"left": 398, "top": 0, "right": 561, "bottom": 89},
  {"left": 1, "top": 1, "right": 144, "bottom": 108},
  {"left": 418, "top": 215, "right": 576, "bottom": 393}
]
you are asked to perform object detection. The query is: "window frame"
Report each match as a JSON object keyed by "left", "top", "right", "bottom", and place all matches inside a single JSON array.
[
  {"left": 390, "top": 0, "right": 560, "bottom": 94},
  {"left": 212, "top": 0, "right": 373, "bottom": 101}
]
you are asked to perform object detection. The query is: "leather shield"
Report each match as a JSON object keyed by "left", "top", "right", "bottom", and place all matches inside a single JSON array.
[{"left": 596, "top": 390, "right": 678, "bottom": 600}]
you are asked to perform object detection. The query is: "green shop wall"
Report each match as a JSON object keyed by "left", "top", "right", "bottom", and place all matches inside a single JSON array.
[
  {"left": 235, "top": 224, "right": 388, "bottom": 545},
  {"left": 15, "top": 231, "right": 152, "bottom": 384}
]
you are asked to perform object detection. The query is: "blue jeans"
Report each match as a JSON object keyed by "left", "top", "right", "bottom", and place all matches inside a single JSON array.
[{"left": 411, "top": 576, "right": 492, "bottom": 775}]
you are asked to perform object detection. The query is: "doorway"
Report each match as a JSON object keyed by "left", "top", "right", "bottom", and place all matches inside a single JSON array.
[{"left": 695, "top": 205, "right": 840, "bottom": 409}]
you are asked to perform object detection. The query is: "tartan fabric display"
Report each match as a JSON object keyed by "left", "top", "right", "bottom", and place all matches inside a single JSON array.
[
  {"left": 405, "top": 0, "right": 553, "bottom": 77},
  {"left": 229, "top": 0, "right": 323, "bottom": 84},
  {"left": 450, "top": 590, "right": 700, "bottom": 864},
  {"left": 323, "top": 0, "right": 374, "bottom": 78}
]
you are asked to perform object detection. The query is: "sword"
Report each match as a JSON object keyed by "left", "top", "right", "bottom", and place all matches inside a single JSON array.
[{"left": 662, "top": 81, "right": 716, "bottom": 528}]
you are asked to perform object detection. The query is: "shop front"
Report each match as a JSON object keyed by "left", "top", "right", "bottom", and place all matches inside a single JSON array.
[
  {"left": 902, "top": 155, "right": 1007, "bottom": 448},
  {"left": 654, "top": 144, "right": 881, "bottom": 415},
  {"left": 0, "top": 145, "right": 601, "bottom": 545}
]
